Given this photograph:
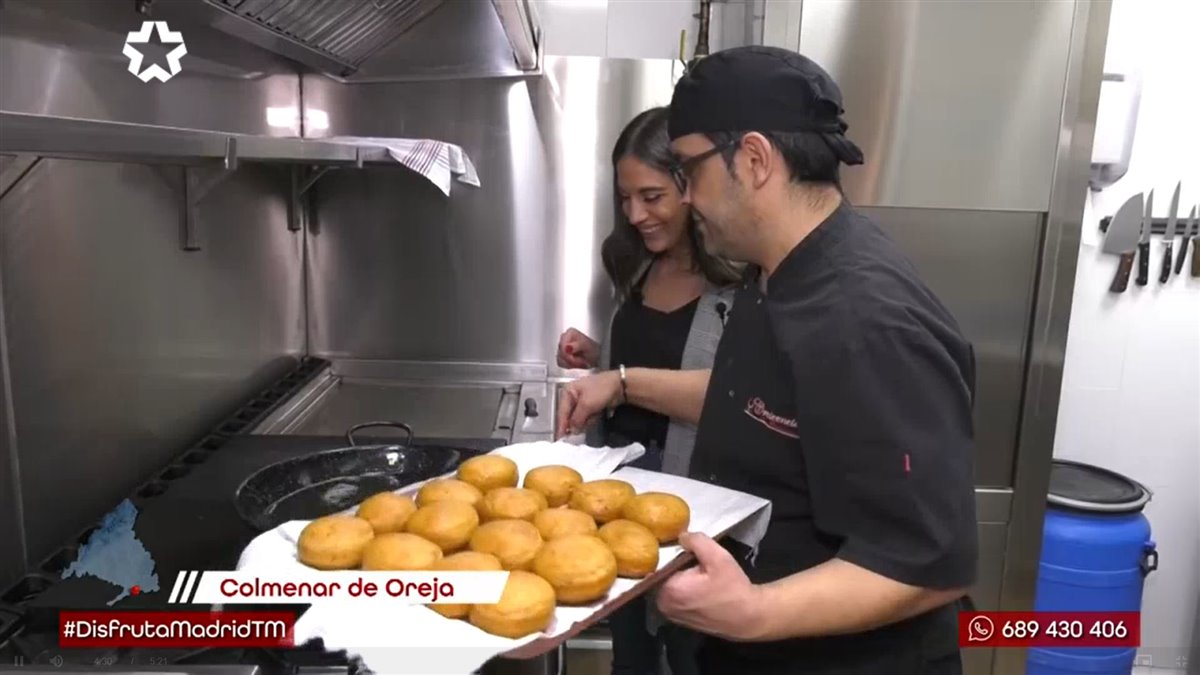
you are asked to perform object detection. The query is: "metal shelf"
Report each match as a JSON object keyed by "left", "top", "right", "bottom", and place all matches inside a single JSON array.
[
  {"left": 0, "top": 111, "right": 397, "bottom": 168},
  {"left": 0, "top": 112, "right": 421, "bottom": 252}
]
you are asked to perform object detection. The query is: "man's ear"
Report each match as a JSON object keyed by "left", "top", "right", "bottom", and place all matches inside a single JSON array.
[{"left": 738, "top": 132, "right": 775, "bottom": 189}]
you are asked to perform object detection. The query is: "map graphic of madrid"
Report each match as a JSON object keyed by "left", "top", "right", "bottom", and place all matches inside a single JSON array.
[{"left": 62, "top": 498, "right": 160, "bottom": 605}]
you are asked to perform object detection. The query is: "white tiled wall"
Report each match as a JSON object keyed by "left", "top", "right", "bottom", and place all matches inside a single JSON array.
[{"left": 1053, "top": 0, "right": 1200, "bottom": 671}]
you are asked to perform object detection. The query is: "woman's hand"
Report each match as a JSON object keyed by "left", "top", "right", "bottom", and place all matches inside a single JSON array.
[
  {"left": 556, "top": 371, "right": 622, "bottom": 438},
  {"left": 556, "top": 328, "right": 600, "bottom": 369}
]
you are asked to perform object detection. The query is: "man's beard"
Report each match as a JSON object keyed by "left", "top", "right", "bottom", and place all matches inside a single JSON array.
[
  {"left": 692, "top": 213, "right": 720, "bottom": 254},
  {"left": 693, "top": 210, "right": 737, "bottom": 260}
]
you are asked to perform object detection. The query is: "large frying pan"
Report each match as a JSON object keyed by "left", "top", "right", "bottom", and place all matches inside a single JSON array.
[{"left": 234, "top": 422, "right": 480, "bottom": 531}]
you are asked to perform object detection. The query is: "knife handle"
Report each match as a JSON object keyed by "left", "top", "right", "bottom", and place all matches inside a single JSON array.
[
  {"left": 1136, "top": 241, "right": 1150, "bottom": 285},
  {"left": 1110, "top": 251, "right": 1134, "bottom": 293},
  {"left": 1192, "top": 238, "right": 1200, "bottom": 277},
  {"left": 1160, "top": 243, "right": 1174, "bottom": 283},
  {"left": 1176, "top": 237, "right": 1191, "bottom": 274}
]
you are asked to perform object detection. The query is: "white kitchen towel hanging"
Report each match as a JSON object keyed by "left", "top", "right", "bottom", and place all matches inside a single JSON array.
[{"left": 328, "top": 136, "right": 481, "bottom": 196}]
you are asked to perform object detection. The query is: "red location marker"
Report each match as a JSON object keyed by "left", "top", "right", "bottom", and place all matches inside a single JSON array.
[{"left": 131, "top": 586, "right": 141, "bottom": 596}]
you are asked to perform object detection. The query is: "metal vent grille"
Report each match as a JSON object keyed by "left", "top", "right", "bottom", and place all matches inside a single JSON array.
[{"left": 209, "top": 0, "right": 444, "bottom": 68}]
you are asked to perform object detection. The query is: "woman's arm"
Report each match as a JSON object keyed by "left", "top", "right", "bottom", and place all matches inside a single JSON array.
[
  {"left": 556, "top": 367, "right": 711, "bottom": 437},
  {"left": 626, "top": 367, "right": 710, "bottom": 425}
]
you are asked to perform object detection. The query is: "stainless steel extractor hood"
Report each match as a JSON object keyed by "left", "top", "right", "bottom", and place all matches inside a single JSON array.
[{"left": 160, "top": 0, "right": 541, "bottom": 79}]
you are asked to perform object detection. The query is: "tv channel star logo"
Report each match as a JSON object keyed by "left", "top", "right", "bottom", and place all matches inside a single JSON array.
[{"left": 123, "top": 21, "right": 187, "bottom": 83}]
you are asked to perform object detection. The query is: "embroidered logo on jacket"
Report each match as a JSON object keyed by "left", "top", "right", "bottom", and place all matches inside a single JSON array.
[{"left": 743, "top": 397, "right": 800, "bottom": 439}]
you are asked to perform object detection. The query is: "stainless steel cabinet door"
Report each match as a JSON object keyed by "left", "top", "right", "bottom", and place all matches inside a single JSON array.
[{"left": 799, "top": 0, "right": 1075, "bottom": 212}]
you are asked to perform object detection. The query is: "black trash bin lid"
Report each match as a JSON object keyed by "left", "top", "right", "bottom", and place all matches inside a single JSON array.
[{"left": 1047, "top": 460, "right": 1151, "bottom": 513}]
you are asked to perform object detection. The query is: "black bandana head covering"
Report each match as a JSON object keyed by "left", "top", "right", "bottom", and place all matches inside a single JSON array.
[{"left": 668, "top": 46, "right": 865, "bottom": 166}]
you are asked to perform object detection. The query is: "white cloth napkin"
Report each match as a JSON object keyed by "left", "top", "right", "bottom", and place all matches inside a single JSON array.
[{"left": 328, "top": 136, "right": 481, "bottom": 196}]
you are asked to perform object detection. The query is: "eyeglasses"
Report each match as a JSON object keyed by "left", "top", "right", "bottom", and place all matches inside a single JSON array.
[{"left": 668, "top": 138, "right": 739, "bottom": 192}]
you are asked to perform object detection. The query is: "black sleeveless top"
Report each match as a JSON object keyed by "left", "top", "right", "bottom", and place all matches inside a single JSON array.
[{"left": 604, "top": 267, "right": 699, "bottom": 470}]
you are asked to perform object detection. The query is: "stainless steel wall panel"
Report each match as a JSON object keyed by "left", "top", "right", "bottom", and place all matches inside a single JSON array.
[
  {"left": 0, "top": 0, "right": 301, "bottom": 135},
  {"left": 799, "top": 0, "right": 1075, "bottom": 212},
  {"left": 996, "top": 1, "right": 1110, "bottom": 672},
  {"left": 0, "top": 160, "right": 304, "bottom": 565},
  {"left": 861, "top": 207, "right": 1042, "bottom": 487},
  {"left": 306, "top": 161, "right": 541, "bottom": 361},
  {"left": 303, "top": 58, "right": 681, "bottom": 365},
  {"left": 304, "top": 67, "right": 547, "bottom": 362}
]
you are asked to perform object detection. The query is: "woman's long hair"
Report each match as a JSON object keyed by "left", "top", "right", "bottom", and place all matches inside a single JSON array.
[{"left": 601, "top": 107, "right": 740, "bottom": 302}]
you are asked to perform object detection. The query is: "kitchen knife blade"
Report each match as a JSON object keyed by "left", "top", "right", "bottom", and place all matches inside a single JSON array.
[
  {"left": 1190, "top": 207, "right": 1200, "bottom": 278},
  {"left": 1137, "top": 190, "right": 1153, "bottom": 286},
  {"left": 1175, "top": 205, "right": 1195, "bottom": 274},
  {"left": 1102, "top": 193, "right": 1144, "bottom": 293},
  {"left": 1159, "top": 182, "right": 1180, "bottom": 282}
]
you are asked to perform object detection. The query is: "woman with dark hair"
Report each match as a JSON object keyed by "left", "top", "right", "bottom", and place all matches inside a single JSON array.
[{"left": 556, "top": 107, "right": 739, "bottom": 675}]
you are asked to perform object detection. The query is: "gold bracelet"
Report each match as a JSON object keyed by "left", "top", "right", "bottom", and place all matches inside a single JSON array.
[{"left": 618, "top": 364, "right": 628, "bottom": 404}]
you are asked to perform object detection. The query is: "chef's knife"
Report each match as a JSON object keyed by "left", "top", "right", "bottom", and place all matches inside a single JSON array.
[
  {"left": 1137, "top": 190, "right": 1153, "bottom": 286},
  {"left": 1159, "top": 182, "right": 1181, "bottom": 282},
  {"left": 1102, "top": 193, "right": 1144, "bottom": 293},
  {"left": 1175, "top": 205, "right": 1196, "bottom": 274}
]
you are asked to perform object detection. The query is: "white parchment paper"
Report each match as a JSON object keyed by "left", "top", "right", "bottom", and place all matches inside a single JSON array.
[{"left": 236, "top": 441, "right": 772, "bottom": 675}]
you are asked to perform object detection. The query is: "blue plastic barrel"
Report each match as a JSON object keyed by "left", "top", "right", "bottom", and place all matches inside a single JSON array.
[{"left": 1027, "top": 460, "right": 1156, "bottom": 675}]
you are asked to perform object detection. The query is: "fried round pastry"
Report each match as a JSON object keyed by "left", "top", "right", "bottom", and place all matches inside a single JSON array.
[
  {"left": 469, "top": 519, "right": 544, "bottom": 571},
  {"left": 479, "top": 487, "right": 549, "bottom": 522},
  {"left": 405, "top": 500, "right": 480, "bottom": 553},
  {"left": 361, "top": 532, "right": 443, "bottom": 571},
  {"left": 428, "top": 551, "right": 503, "bottom": 619},
  {"left": 456, "top": 455, "right": 519, "bottom": 493},
  {"left": 415, "top": 478, "right": 484, "bottom": 509},
  {"left": 355, "top": 492, "right": 418, "bottom": 534},
  {"left": 522, "top": 465, "right": 584, "bottom": 507},
  {"left": 598, "top": 519, "right": 660, "bottom": 578},
  {"left": 621, "top": 492, "right": 690, "bottom": 543},
  {"left": 532, "top": 534, "right": 618, "bottom": 605},
  {"left": 468, "top": 570, "right": 556, "bottom": 639},
  {"left": 533, "top": 508, "right": 598, "bottom": 540},
  {"left": 569, "top": 479, "right": 636, "bottom": 524},
  {"left": 297, "top": 515, "right": 375, "bottom": 570}
]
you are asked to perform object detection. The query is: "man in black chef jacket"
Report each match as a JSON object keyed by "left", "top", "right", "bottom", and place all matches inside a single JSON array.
[{"left": 556, "top": 46, "right": 978, "bottom": 675}]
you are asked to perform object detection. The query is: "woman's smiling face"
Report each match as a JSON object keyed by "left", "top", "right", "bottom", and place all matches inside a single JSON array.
[{"left": 616, "top": 155, "right": 689, "bottom": 254}]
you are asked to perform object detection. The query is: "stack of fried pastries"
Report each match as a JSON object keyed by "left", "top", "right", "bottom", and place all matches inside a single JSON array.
[{"left": 295, "top": 455, "right": 691, "bottom": 639}]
